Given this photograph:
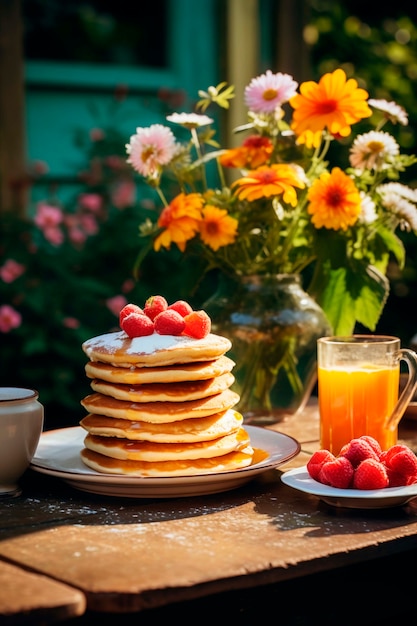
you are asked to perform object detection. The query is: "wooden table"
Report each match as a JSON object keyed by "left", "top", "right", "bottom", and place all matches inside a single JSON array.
[{"left": 2, "top": 403, "right": 417, "bottom": 625}]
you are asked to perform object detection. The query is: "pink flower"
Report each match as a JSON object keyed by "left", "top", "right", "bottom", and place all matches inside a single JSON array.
[
  {"left": 62, "top": 317, "right": 80, "bottom": 329},
  {"left": 0, "top": 305, "right": 22, "bottom": 333},
  {"left": 111, "top": 180, "right": 136, "bottom": 208},
  {"left": 106, "top": 295, "right": 127, "bottom": 316},
  {"left": 67, "top": 226, "right": 87, "bottom": 246},
  {"left": 126, "top": 124, "right": 177, "bottom": 177},
  {"left": 34, "top": 203, "right": 63, "bottom": 229},
  {"left": 78, "top": 193, "right": 103, "bottom": 214},
  {"left": 0, "top": 259, "right": 26, "bottom": 283},
  {"left": 244, "top": 70, "right": 298, "bottom": 113},
  {"left": 105, "top": 155, "right": 125, "bottom": 170},
  {"left": 43, "top": 226, "right": 64, "bottom": 246},
  {"left": 121, "top": 278, "right": 135, "bottom": 293},
  {"left": 79, "top": 214, "right": 99, "bottom": 236},
  {"left": 90, "top": 128, "right": 105, "bottom": 141}
]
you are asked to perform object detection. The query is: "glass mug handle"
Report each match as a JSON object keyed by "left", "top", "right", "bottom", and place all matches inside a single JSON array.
[{"left": 386, "top": 348, "right": 417, "bottom": 431}]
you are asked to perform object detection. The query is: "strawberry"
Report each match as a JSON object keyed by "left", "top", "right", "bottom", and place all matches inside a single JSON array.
[
  {"left": 318, "top": 456, "right": 354, "bottom": 489},
  {"left": 307, "top": 449, "right": 335, "bottom": 481},
  {"left": 154, "top": 309, "right": 186, "bottom": 335},
  {"left": 340, "top": 437, "right": 379, "bottom": 468},
  {"left": 122, "top": 312, "right": 154, "bottom": 337},
  {"left": 183, "top": 310, "right": 211, "bottom": 339},
  {"left": 168, "top": 300, "right": 193, "bottom": 317},
  {"left": 143, "top": 295, "right": 168, "bottom": 321},
  {"left": 352, "top": 458, "right": 389, "bottom": 490},
  {"left": 119, "top": 303, "right": 143, "bottom": 327}
]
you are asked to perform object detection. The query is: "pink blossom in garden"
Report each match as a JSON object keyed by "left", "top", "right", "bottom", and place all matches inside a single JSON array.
[
  {"left": 79, "top": 193, "right": 103, "bottom": 214},
  {"left": 79, "top": 213, "right": 99, "bottom": 235},
  {"left": 105, "top": 155, "right": 125, "bottom": 170},
  {"left": 0, "top": 259, "right": 26, "bottom": 283},
  {"left": 244, "top": 70, "right": 298, "bottom": 113},
  {"left": 62, "top": 317, "right": 80, "bottom": 329},
  {"left": 0, "top": 305, "right": 22, "bottom": 333},
  {"left": 67, "top": 225, "right": 87, "bottom": 246},
  {"left": 34, "top": 203, "right": 63, "bottom": 229},
  {"left": 34, "top": 203, "right": 64, "bottom": 245},
  {"left": 106, "top": 295, "right": 128, "bottom": 316},
  {"left": 90, "top": 128, "right": 105, "bottom": 141},
  {"left": 126, "top": 124, "right": 177, "bottom": 177},
  {"left": 121, "top": 278, "right": 135, "bottom": 293},
  {"left": 43, "top": 226, "right": 64, "bottom": 246},
  {"left": 111, "top": 180, "right": 136, "bottom": 208}
]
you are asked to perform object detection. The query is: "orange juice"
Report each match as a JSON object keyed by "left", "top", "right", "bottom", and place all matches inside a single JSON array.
[{"left": 318, "top": 364, "right": 399, "bottom": 455}]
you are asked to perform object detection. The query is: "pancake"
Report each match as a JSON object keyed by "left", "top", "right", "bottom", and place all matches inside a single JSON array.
[
  {"left": 80, "top": 445, "right": 254, "bottom": 477},
  {"left": 84, "top": 355, "right": 235, "bottom": 384},
  {"left": 90, "top": 372, "right": 235, "bottom": 403},
  {"left": 81, "top": 389, "right": 240, "bottom": 423},
  {"left": 82, "top": 331, "right": 232, "bottom": 368},
  {"left": 83, "top": 427, "right": 250, "bottom": 462},
  {"left": 79, "top": 409, "right": 243, "bottom": 442}
]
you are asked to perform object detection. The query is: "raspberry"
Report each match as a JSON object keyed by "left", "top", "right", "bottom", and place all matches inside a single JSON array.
[
  {"left": 340, "top": 438, "right": 379, "bottom": 468},
  {"left": 154, "top": 309, "right": 186, "bottom": 335},
  {"left": 119, "top": 303, "right": 143, "bottom": 327},
  {"left": 358, "top": 435, "right": 382, "bottom": 457},
  {"left": 352, "top": 458, "right": 389, "bottom": 490},
  {"left": 307, "top": 449, "right": 335, "bottom": 481},
  {"left": 167, "top": 300, "right": 193, "bottom": 317},
  {"left": 382, "top": 445, "right": 417, "bottom": 484},
  {"left": 318, "top": 456, "right": 354, "bottom": 489},
  {"left": 183, "top": 310, "right": 211, "bottom": 339},
  {"left": 143, "top": 295, "right": 168, "bottom": 321},
  {"left": 122, "top": 312, "right": 154, "bottom": 338}
]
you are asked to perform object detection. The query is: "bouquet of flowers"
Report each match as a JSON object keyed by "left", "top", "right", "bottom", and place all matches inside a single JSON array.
[{"left": 126, "top": 68, "right": 417, "bottom": 335}]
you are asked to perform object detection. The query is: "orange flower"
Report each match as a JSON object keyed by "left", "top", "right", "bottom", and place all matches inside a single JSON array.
[
  {"left": 232, "top": 164, "right": 305, "bottom": 205},
  {"left": 154, "top": 192, "right": 203, "bottom": 252},
  {"left": 307, "top": 167, "right": 361, "bottom": 231},
  {"left": 199, "top": 205, "right": 238, "bottom": 251},
  {"left": 220, "top": 136, "right": 274, "bottom": 169},
  {"left": 289, "top": 69, "right": 372, "bottom": 148}
]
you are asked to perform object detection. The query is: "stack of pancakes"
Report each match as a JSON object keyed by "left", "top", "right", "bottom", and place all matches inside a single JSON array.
[{"left": 79, "top": 330, "right": 254, "bottom": 476}]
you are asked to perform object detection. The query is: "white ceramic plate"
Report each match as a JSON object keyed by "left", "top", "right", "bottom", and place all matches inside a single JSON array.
[
  {"left": 30, "top": 426, "right": 300, "bottom": 498},
  {"left": 281, "top": 466, "right": 417, "bottom": 509}
]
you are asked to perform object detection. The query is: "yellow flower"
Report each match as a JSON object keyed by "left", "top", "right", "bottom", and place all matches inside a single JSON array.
[
  {"left": 307, "top": 167, "right": 362, "bottom": 231},
  {"left": 154, "top": 192, "right": 203, "bottom": 252},
  {"left": 232, "top": 164, "right": 305, "bottom": 205},
  {"left": 289, "top": 68, "right": 372, "bottom": 148},
  {"left": 199, "top": 205, "right": 238, "bottom": 251}
]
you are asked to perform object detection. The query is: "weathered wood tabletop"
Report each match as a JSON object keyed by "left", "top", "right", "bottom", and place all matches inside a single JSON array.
[{"left": 1, "top": 402, "right": 417, "bottom": 625}]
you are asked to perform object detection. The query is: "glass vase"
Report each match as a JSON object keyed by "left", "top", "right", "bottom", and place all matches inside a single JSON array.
[{"left": 204, "top": 273, "right": 331, "bottom": 424}]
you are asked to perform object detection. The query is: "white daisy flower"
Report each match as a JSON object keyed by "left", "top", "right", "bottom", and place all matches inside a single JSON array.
[
  {"left": 368, "top": 99, "right": 409, "bottom": 126},
  {"left": 349, "top": 131, "right": 399, "bottom": 171},
  {"left": 166, "top": 113, "right": 214, "bottom": 129},
  {"left": 377, "top": 182, "right": 417, "bottom": 204},
  {"left": 378, "top": 189, "right": 417, "bottom": 232},
  {"left": 358, "top": 193, "right": 378, "bottom": 225}
]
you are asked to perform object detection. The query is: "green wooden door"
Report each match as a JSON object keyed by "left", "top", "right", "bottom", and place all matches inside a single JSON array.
[{"left": 23, "top": 0, "right": 219, "bottom": 200}]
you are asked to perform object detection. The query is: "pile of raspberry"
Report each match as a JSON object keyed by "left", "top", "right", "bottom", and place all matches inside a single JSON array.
[
  {"left": 119, "top": 295, "right": 211, "bottom": 339},
  {"left": 307, "top": 436, "right": 417, "bottom": 490}
]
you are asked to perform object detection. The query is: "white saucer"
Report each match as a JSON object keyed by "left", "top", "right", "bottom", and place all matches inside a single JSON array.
[
  {"left": 30, "top": 426, "right": 300, "bottom": 498},
  {"left": 281, "top": 466, "right": 417, "bottom": 509}
]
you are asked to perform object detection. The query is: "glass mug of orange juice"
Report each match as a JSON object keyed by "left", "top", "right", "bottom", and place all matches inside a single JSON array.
[{"left": 317, "top": 335, "right": 417, "bottom": 455}]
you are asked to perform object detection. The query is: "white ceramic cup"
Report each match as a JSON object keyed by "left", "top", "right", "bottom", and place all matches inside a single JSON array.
[{"left": 0, "top": 388, "right": 44, "bottom": 497}]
